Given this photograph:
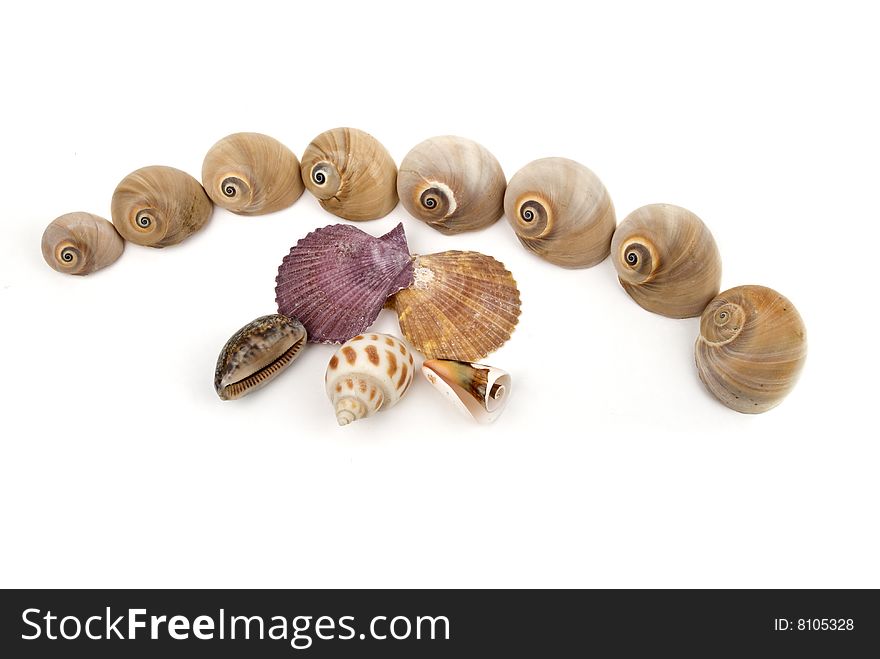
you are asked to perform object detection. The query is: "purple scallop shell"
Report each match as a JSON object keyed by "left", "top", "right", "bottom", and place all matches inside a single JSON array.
[{"left": 275, "top": 223, "right": 414, "bottom": 343}]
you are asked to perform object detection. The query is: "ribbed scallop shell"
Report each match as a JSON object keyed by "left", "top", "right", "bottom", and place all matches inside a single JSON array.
[
  {"left": 695, "top": 285, "right": 806, "bottom": 414},
  {"left": 202, "top": 132, "right": 304, "bottom": 215},
  {"left": 397, "top": 136, "right": 506, "bottom": 234},
  {"left": 275, "top": 223, "right": 414, "bottom": 344},
  {"left": 300, "top": 127, "right": 398, "bottom": 221},
  {"left": 41, "top": 212, "right": 124, "bottom": 275},
  {"left": 111, "top": 165, "right": 213, "bottom": 247},
  {"left": 611, "top": 204, "right": 722, "bottom": 318},
  {"left": 389, "top": 251, "right": 521, "bottom": 361}
]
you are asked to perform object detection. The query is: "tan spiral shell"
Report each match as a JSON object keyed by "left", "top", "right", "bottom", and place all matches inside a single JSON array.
[
  {"left": 111, "top": 165, "right": 213, "bottom": 247},
  {"left": 300, "top": 127, "right": 398, "bottom": 221},
  {"left": 201, "top": 132, "right": 304, "bottom": 215},
  {"left": 41, "top": 212, "right": 124, "bottom": 275},
  {"left": 325, "top": 333, "right": 414, "bottom": 425},
  {"left": 503, "top": 157, "right": 616, "bottom": 268},
  {"left": 695, "top": 285, "right": 806, "bottom": 414},
  {"left": 611, "top": 204, "right": 722, "bottom": 318},
  {"left": 397, "top": 135, "right": 506, "bottom": 234}
]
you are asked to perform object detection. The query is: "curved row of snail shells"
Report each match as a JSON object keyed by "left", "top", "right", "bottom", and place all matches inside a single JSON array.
[
  {"left": 325, "top": 333, "right": 414, "bottom": 426},
  {"left": 111, "top": 165, "right": 213, "bottom": 247},
  {"left": 611, "top": 204, "right": 722, "bottom": 318},
  {"left": 397, "top": 136, "right": 506, "bottom": 235},
  {"left": 695, "top": 285, "right": 806, "bottom": 414},
  {"left": 202, "top": 132, "right": 304, "bottom": 215},
  {"left": 504, "top": 157, "right": 616, "bottom": 268},
  {"left": 41, "top": 212, "right": 125, "bottom": 275},
  {"left": 301, "top": 127, "right": 398, "bottom": 221}
]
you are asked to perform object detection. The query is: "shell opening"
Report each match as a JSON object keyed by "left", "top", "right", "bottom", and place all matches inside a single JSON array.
[
  {"left": 312, "top": 164, "right": 329, "bottom": 185},
  {"left": 219, "top": 337, "right": 305, "bottom": 400},
  {"left": 135, "top": 210, "right": 153, "bottom": 230},
  {"left": 515, "top": 197, "right": 551, "bottom": 238},
  {"left": 59, "top": 246, "right": 77, "bottom": 263},
  {"left": 418, "top": 181, "right": 456, "bottom": 218},
  {"left": 221, "top": 176, "right": 246, "bottom": 198}
]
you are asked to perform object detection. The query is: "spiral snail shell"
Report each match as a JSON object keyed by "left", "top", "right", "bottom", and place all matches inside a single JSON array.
[
  {"left": 202, "top": 132, "right": 304, "bottom": 215},
  {"left": 41, "top": 212, "right": 125, "bottom": 275},
  {"left": 111, "top": 165, "right": 213, "bottom": 247},
  {"left": 695, "top": 285, "right": 806, "bottom": 414},
  {"left": 503, "top": 157, "right": 616, "bottom": 268},
  {"left": 397, "top": 136, "right": 506, "bottom": 234},
  {"left": 611, "top": 204, "right": 722, "bottom": 318},
  {"left": 301, "top": 127, "right": 398, "bottom": 221},
  {"left": 325, "top": 333, "right": 414, "bottom": 426}
]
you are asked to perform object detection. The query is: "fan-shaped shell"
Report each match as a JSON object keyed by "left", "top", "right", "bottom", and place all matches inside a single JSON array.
[
  {"left": 397, "top": 135, "right": 506, "bottom": 234},
  {"left": 275, "top": 223, "right": 414, "bottom": 344},
  {"left": 326, "top": 333, "right": 414, "bottom": 425},
  {"left": 214, "top": 314, "right": 307, "bottom": 400},
  {"left": 389, "top": 251, "right": 521, "bottom": 361},
  {"left": 41, "top": 212, "right": 124, "bottom": 275},
  {"left": 503, "top": 157, "right": 616, "bottom": 268},
  {"left": 300, "top": 127, "right": 398, "bottom": 221},
  {"left": 202, "top": 132, "right": 304, "bottom": 215},
  {"left": 111, "top": 165, "right": 213, "bottom": 247},
  {"left": 422, "top": 359, "right": 511, "bottom": 423},
  {"left": 695, "top": 285, "right": 806, "bottom": 414},
  {"left": 611, "top": 204, "right": 722, "bottom": 318}
]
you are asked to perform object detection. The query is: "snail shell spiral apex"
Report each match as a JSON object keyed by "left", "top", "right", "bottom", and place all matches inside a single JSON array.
[
  {"left": 695, "top": 285, "right": 806, "bottom": 413},
  {"left": 41, "top": 212, "right": 124, "bottom": 275}
]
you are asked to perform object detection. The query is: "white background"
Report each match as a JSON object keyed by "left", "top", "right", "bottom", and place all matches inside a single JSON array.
[{"left": 1, "top": 1, "right": 877, "bottom": 588}]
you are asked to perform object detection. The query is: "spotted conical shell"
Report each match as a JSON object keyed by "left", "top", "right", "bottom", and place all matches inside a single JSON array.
[
  {"left": 422, "top": 359, "right": 511, "bottom": 423},
  {"left": 275, "top": 223, "right": 414, "bottom": 344}
]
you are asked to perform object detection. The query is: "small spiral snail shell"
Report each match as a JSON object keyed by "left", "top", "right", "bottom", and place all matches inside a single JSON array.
[
  {"left": 41, "top": 212, "right": 124, "bottom": 275},
  {"left": 325, "top": 333, "right": 414, "bottom": 426},
  {"left": 611, "top": 204, "right": 722, "bottom": 318},
  {"left": 301, "top": 127, "right": 398, "bottom": 221},
  {"left": 397, "top": 136, "right": 506, "bottom": 234},
  {"left": 503, "top": 157, "right": 616, "bottom": 268},
  {"left": 695, "top": 285, "right": 806, "bottom": 414},
  {"left": 201, "top": 132, "right": 304, "bottom": 215},
  {"left": 111, "top": 165, "right": 213, "bottom": 247}
]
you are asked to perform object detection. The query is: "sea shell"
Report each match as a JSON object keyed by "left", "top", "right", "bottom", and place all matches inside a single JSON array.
[
  {"left": 111, "top": 165, "right": 213, "bottom": 247},
  {"left": 214, "top": 314, "right": 307, "bottom": 400},
  {"left": 397, "top": 136, "right": 506, "bottom": 234},
  {"left": 300, "top": 127, "right": 398, "bottom": 221},
  {"left": 503, "top": 157, "right": 616, "bottom": 268},
  {"left": 325, "top": 333, "right": 414, "bottom": 425},
  {"left": 422, "top": 359, "right": 511, "bottom": 423},
  {"left": 389, "top": 251, "right": 521, "bottom": 361},
  {"left": 275, "top": 223, "right": 414, "bottom": 343},
  {"left": 41, "top": 212, "right": 124, "bottom": 275},
  {"left": 611, "top": 204, "right": 722, "bottom": 318},
  {"left": 695, "top": 285, "right": 806, "bottom": 414},
  {"left": 201, "top": 132, "right": 304, "bottom": 215}
]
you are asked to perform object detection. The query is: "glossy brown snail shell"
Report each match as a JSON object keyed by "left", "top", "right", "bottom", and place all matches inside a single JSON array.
[
  {"left": 611, "top": 204, "right": 722, "bottom": 318},
  {"left": 503, "top": 157, "right": 616, "bottom": 268},
  {"left": 695, "top": 285, "right": 806, "bottom": 413},
  {"left": 300, "top": 127, "right": 398, "bottom": 221},
  {"left": 111, "top": 165, "right": 213, "bottom": 247},
  {"left": 202, "top": 132, "right": 304, "bottom": 215},
  {"left": 41, "top": 212, "right": 124, "bottom": 275},
  {"left": 397, "top": 136, "right": 506, "bottom": 234}
]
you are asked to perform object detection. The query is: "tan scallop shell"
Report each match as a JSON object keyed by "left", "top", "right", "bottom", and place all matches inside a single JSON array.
[
  {"left": 695, "top": 285, "right": 806, "bottom": 414},
  {"left": 503, "top": 157, "right": 616, "bottom": 268},
  {"left": 300, "top": 127, "right": 398, "bottom": 221},
  {"left": 111, "top": 165, "right": 213, "bottom": 247},
  {"left": 389, "top": 251, "right": 521, "bottom": 361},
  {"left": 611, "top": 204, "right": 722, "bottom": 318},
  {"left": 41, "top": 212, "right": 124, "bottom": 275},
  {"left": 202, "top": 132, "right": 304, "bottom": 215},
  {"left": 397, "top": 135, "right": 506, "bottom": 234}
]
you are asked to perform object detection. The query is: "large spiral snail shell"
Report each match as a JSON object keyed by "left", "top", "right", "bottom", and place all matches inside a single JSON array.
[
  {"left": 325, "top": 333, "right": 414, "bottom": 426},
  {"left": 695, "top": 285, "right": 806, "bottom": 414},
  {"left": 301, "top": 127, "right": 398, "bottom": 221},
  {"left": 503, "top": 157, "right": 616, "bottom": 268},
  {"left": 202, "top": 132, "right": 304, "bottom": 215},
  {"left": 611, "top": 204, "right": 722, "bottom": 318},
  {"left": 41, "top": 212, "right": 125, "bottom": 275},
  {"left": 397, "top": 136, "right": 506, "bottom": 234},
  {"left": 111, "top": 165, "right": 213, "bottom": 247}
]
